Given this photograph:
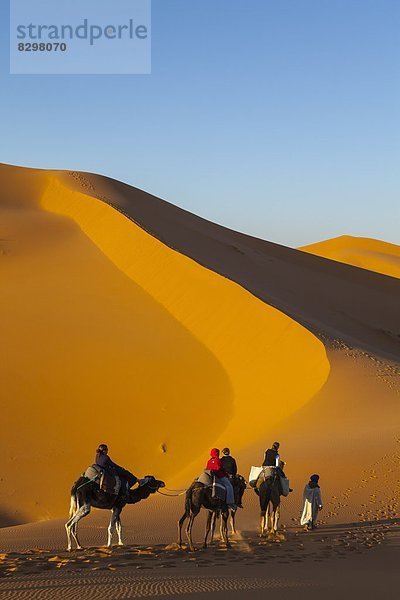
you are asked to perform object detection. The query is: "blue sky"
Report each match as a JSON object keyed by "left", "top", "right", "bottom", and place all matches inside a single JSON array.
[{"left": 1, "top": 0, "right": 399, "bottom": 247}]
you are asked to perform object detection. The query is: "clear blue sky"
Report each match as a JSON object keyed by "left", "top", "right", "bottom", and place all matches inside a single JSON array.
[{"left": 1, "top": 0, "right": 399, "bottom": 247}]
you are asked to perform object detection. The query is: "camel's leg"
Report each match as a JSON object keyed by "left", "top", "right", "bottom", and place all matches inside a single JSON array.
[
  {"left": 178, "top": 512, "right": 187, "bottom": 548},
  {"left": 186, "top": 512, "right": 198, "bottom": 552},
  {"left": 115, "top": 508, "right": 123, "bottom": 546},
  {"left": 71, "top": 522, "right": 80, "bottom": 549},
  {"left": 203, "top": 511, "right": 213, "bottom": 548},
  {"left": 68, "top": 505, "right": 90, "bottom": 551},
  {"left": 65, "top": 504, "right": 91, "bottom": 551},
  {"left": 267, "top": 503, "right": 273, "bottom": 533},
  {"left": 211, "top": 512, "right": 217, "bottom": 544},
  {"left": 221, "top": 511, "right": 231, "bottom": 548},
  {"left": 230, "top": 509, "right": 237, "bottom": 535},
  {"left": 107, "top": 507, "right": 120, "bottom": 548},
  {"left": 272, "top": 504, "right": 280, "bottom": 532},
  {"left": 219, "top": 514, "right": 225, "bottom": 541},
  {"left": 260, "top": 512, "right": 266, "bottom": 537},
  {"left": 259, "top": 482, "right": 272, "bottom": 537}
]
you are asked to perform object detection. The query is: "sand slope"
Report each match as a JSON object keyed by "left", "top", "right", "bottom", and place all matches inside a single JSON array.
[
  {"left": 57, "top": 170, "right": 400, "bottom": 361},
  {"left": 0, "top": 164, "right": 328, "bottom": 524},
  {"left": 300, "top": 235, "right": 400, "bottom": 280}
]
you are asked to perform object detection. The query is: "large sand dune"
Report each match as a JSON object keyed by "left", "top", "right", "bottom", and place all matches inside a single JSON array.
[
  {"left": 0, "top": 164, "right": 328, "bottom": 524},
  {"left": 56, "top": 169, "right": 400, "bottom": 361}
]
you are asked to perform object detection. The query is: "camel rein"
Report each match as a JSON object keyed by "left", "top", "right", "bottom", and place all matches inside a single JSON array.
[
  {"left": 76, "top": 478, "right": 253, "bottom": 498},
  {"left": 76, "top": 475, "right": 100, "bottom": 491},
  {"left": 156, "top": 488, "right": 187, "bottom": 497},
  {"left": 155, "top": 482, "right": 254, "bottom": 498}
]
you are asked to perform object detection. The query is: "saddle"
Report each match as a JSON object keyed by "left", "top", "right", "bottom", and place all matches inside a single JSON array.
[
  {"left": 196, "top": 470, "right": 227, "bottom": 502},
  {"left": 249, "top": 465, "right": 275, "bottom": 488},
  {"left": 249, "top": 465, "right": 290, "bottom": 496},
  {"left": 84, "top": 464, "right": 121, "bottom": 496}
]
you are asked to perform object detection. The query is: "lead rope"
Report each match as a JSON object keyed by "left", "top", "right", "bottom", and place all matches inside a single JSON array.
[
  {"left": 156, "top": 482, "right": 253, "bottom": 498},
  {"left": 76, "top": 475, "right": 100, "bottom": 491},
  {"left": 156, "top": 489, "right": 187, "bottom": 497}
]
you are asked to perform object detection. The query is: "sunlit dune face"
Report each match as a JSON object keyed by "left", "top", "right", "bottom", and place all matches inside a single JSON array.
[
  {"left": 300, "top": 236, "right": 400, "bottom": 280},
  {"left": 1, "top": 177, "right": 232, "bottom": 522},
  {"left": 0, "top": 165, "right": 329, "bottom": 522}
]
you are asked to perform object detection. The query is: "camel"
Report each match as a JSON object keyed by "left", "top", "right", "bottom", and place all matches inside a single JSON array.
[
  {"left": 210, "top": 474, "right": 247, "bottom": 540},
  {"left": 178, "top": 476, "right": 247, "bottom": 551},
  {"left": 178, "top": 482, "right": 230, "bottom": 551},
  {"left": 66, "top": 474, "right": 165, "bottom": 551},
  {"left": 256, "top": 469, "right": 282, "bottom": 536}
]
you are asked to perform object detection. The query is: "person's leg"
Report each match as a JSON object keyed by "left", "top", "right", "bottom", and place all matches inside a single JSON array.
[{"left": 220, "top": 477, "right": 235, "bottom": 505}]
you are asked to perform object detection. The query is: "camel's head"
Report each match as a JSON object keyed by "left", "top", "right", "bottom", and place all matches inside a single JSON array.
[
  {"left": 141, "top": 476, "right": 165, "bottom": 492},
  {"left": 128, "top": 476, "right": 165, "bottom": 504}
]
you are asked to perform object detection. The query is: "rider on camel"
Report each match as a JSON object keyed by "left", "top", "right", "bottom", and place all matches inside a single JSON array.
[
  {"left": 206, "top": 448, "right": 236, "bottom": 510},
  {"left": 95, "top": 444, "right": 138, "bottom": 499},
  {"left": 262, "top": 441, "right": 292, "bottom": 493},
  {"left": 221, "top": 447, "right": 238, "bottom": 476},
  {"left": 221, "top": 447, "right": 243, "bottom": 508}
]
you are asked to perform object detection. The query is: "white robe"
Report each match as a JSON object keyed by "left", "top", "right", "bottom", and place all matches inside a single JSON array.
[{"left": 300, "top": 484, "right": 323, "bottom": 526}]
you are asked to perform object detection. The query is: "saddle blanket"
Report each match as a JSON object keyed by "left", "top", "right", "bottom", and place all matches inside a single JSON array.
[
  {"left": 197, "top": 470, "right": 213, "bottom": 486},
  {"left": 249, "top": 466, "right": 290, "bottom": 496},
  {"left": 84, "top": 465, "right": 102, "bottom": 480},
  {"left": 196, "top": 471, "right": 226, "bottom": 502}
]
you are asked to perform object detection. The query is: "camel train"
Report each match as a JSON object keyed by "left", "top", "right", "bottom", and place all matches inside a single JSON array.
[{"left": 66, "top": 443, "right": 307, "bottom": 551}]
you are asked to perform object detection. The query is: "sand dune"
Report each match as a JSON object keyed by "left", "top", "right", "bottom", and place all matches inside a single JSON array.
[
  {"left": 0, "top": 164, "right": 328, "bottom": 523},
  {"left": 300, "top": 235, "right": 400, "bottom": 280},
  {"left": 58, "top": 169, "right": 400, "bottom": 361}
]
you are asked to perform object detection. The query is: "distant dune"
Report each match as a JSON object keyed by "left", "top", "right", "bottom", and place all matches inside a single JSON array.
[{"left": 300, "top": 235, "right": 400, "bottom": 280}]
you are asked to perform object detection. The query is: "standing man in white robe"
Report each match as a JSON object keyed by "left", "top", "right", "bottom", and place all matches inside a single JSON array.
[{"left": 300, "top": 474, "right": 323, "bottom": 530}]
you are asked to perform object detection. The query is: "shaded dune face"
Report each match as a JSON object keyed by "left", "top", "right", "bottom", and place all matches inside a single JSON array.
[
  {"left": 0, "top": 165, "right": 329, "bottom": 523},
  {"left": 299, "top": 236, "right": 400, "bottom": 280}
]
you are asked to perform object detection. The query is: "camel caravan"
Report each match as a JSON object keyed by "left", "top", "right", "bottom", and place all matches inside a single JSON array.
[{"left": 66, "top": 442, "right": 323, "bottom": 551}]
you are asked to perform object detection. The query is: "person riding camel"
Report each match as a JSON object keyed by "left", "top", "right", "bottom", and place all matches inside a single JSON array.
[
  {"left": 221, "top": 448, "right": 238, "bottom": 477},
  {"left": 263, "top": 441, "right": 282, "bottom": 469},
  {"left": 206, "top": 448, "right": 236, "bottom": 509},
  {"left": 221, "top": 447, "right": 243, "bottom": 509},
  {"left": 95, "top": 444, "right": 137, "bottom": 500},
  {"left": 95, "top": 444, "right": 117, "bottom": 473},
  {"left": 262, "top": 441, "right": 292, "bottom": 493}
]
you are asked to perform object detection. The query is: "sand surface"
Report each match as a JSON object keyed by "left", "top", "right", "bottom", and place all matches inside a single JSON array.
[
  {"left": 0, "top": 164, "right": 398, "bottom": 598},
  {"left": 0, "top": 521, "right": 399, "bottom": 599}
]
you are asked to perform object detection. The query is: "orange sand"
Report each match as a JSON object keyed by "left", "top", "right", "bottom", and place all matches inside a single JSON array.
[
  {"left": 0, "top": 164, "right": 328, "bottom": 523},
  {"left": 300, "top": 235, "right": 400, "bottom": 279},
  {"left": 0, "top": 163, "right": 398, "bottom": 599}
]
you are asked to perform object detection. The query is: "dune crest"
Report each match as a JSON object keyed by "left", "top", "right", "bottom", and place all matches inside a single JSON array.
[
  {"left": 300, "top": 235, "right": 400, "bottom": 280},
  {"left": 56, "top": 169, "right": 400, "bottom": 361},
  {"left": 0, "top": 164, "right": 329, "bottom": 523}
]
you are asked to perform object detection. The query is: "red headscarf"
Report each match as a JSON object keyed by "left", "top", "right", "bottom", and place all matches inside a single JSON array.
[{"left": 206, "top": 448, "right": 227, "bottom": 478}]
